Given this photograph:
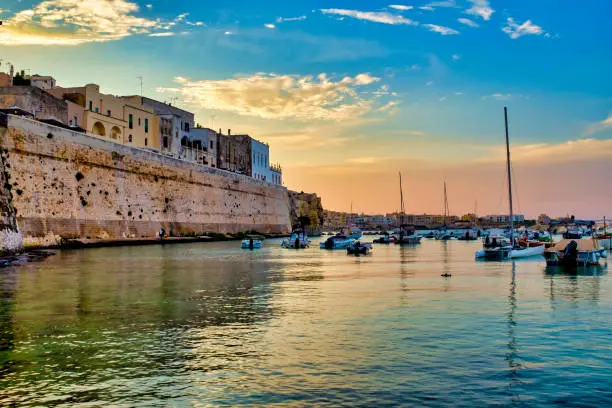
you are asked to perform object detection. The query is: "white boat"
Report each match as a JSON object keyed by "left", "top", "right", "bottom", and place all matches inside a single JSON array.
[
  {"left": 320, "top": 234, "right": 355, "bottom": 249},
  {"left": 475, "top": 108, "right": 544, "bottom": 261},
  {"left": 598, "top": 236, "right": 612, "bottom": 250},
  {"left": 475, "top": 244, "right": 544, "bottom": 260},
  {"left": 281, "top": 230, "right": 310, "bottom": 248},
  {"left": 241, "top": 237, "right": 263, "bottom": 249}
]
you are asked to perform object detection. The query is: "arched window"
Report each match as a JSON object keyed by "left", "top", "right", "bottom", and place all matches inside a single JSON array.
[
  {"left": 145, "top": 138, "right": 148, "bottom": 146},
  {"left": 128, "top": 135, "right": 132, "bottom": 143},
  {"left": 92, "top": 121, "right": 106, "bottom": 136}
]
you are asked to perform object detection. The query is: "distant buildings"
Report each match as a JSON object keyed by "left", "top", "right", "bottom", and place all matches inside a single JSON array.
[
  {"left": 0, "top": 65, "right": 283, "bottom": 186},
  {"left": 485, "top": 214, "right": 525, "bottom": 224}
]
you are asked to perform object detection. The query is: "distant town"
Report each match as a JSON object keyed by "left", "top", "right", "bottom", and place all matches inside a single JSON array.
[
  {"left": 0, "top": 65, "right": 283, "bottom": 186},
  {"left": 322, "top": 211, "right": 595, "bottom": 231}
]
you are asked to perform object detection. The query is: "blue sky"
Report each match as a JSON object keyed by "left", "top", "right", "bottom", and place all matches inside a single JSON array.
[{"left": 1, "top": 0, "right": 611, "bottom": 216}]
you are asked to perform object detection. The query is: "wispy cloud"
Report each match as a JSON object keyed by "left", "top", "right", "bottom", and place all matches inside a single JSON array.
[
  {"left": 157, "top": 73, "right": 389, "bottom": 121},
  {"left": 502, "top": 18, "right": 544, "bottom": 39},
  {"left": 276, "top": 15, "right": 307, "bottom": 23},
  {"left": 388, "top": 5, "right": 413, "bottom": 11},
  {"left": 426, "top": 81, "right": 435, "bottom": 86},
  {"left": 465, "top": 0, "right": 494, "bottom": 21},
  {"left": 457, "top": 18, "right": 479, "bottom": 28},
  {"left": 439, "top": 96, "right": 447, "bottom": 102},
  {"left": 148, "top": 32, "right": 174, "bottom": 37},
  {"left": 482, "top": 93, "right": 517, "bottom": 101},
  {"left": 583, "top": 114, "right": 612, "bottom": 137},
  {"left": 427, "top": 0, "right": 459, "bottom": 8},
  {"left": 452, "top": 54, "right": 461, "bottom": 61},
  {"left": 423, "top": 24, "right": 459, "bottom": 35},
  {"left": 419, "top": 6, "right": 435, "bottom": 11},
  {"left": 345, "top": 156, "right": 390, "bottom": 165},
  {"left": 264, "top": 23, "right": 276, "bottom": 29},
  {"left": 320, "top": 8, "right": 417, "bottom": 25},
  {"left": 0, "top": 0, "right": 186, "bottom": 45}
]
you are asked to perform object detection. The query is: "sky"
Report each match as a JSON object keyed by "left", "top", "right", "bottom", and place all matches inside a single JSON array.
[{"left": 0, "top": 0, "right": 611, "bottom": 219}]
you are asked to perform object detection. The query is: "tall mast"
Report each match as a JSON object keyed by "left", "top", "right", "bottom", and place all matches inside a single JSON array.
[
  {"left": 443, "top": 181, "right": 448, "bottom": 227},
  {"left": 505, "top": 107, "right": 515, "bottom": 245},
  {"left": 399, "top": 172, "right": 405, "bottom": 225}
]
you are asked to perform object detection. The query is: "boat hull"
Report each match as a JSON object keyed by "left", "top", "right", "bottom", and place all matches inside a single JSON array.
[
  {"left": 320, "top": 238, "right": 355, "bottom": 250},
  {"left": 395, "top": 236, "right": 422, "bottom": 245},
  {"left": 241, "top": 239, "right": 263, "bottom": 249}
]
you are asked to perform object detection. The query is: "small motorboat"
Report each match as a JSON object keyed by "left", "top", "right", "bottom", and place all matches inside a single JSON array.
[
  {"left": 544, "top": 239, "right": 607, "bottom": 267},
  {"left": 320, "top": 234, "right": 355, "bottom": 250},
  {"left": 373, "top": 233, "right": 396, "bottom": 244},
  {"left": 436, "top": 230, "right": 455, "bottom": 241},
  {"left": 457, "top": 229, "right": 479, "bottom": 241},
  {"left": 475, "top": 236, "right": 545, "bottom": 260},
  {"left": 563, "top": 227, "right": 584, "bottom": 240},
  {"left": 395, "top": 225, "right": 422, "bottom": 245},
  {"left": 347, "top": 241, "right": 372, "bottom": 255},
  {"left": 241, "top": 236, "right": 263, "bottom": 249},
  {"left": 281, "top": 229, "right": 310, "bottom": 249}
]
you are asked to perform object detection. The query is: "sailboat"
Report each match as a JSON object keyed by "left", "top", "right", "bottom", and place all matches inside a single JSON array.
[
  {"left": 437, "top": 181, "right": 455, "bottom": 241},
  {"left": 395, "top": 172, "right": 422, "bottom": 245},
  {"left": 475, "top": 107, "right": 544, "bottom": 260}
]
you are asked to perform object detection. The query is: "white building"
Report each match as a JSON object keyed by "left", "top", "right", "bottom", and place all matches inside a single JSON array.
[
  {"left": 486, "top": 214, "right": 525, "bottom": 224},
  {"left": 190, "top": 127, "right": 217, "bottom": 167},
  {"left": 251, "top": 138, "right": 270, "bottom": 182},
  {"left": 31, "top": 75, "right": 56, "bottom": 90}
]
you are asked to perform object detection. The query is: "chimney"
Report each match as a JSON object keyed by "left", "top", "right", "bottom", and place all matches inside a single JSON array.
[
  {"left": 9, "top": 65, "right": 14, "bottom": 84},
  {"left": 228, "top": 129, "right": 231, "bottom": 136}
]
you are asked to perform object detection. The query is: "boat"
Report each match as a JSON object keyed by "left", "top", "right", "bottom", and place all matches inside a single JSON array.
[
  {"left": 281, "top": 229, "right": 310, "bottom": 248},
  {"left": 347, "top": 241, "right": 373, "bottom": 255},
  {"left": 320, "top": 234, "right": 355, "bottom": 249},
  {"left": 373, "top": 233, "right": 396, "bottom": 244},
  {"left": 241, "top": 236, "right": 263, "bottom": 249},
  {"left": 544, "top": 239, "right": 607, "bottom": 267},
  {"left": 436, "top": 182, "right": 454, "bottom": 241},
  {"left": 457, "top": 229, "right": 479, "bottom": 241},
  {"left": 595, "top": 217, "right": 612, "bottom": 250},
  {"left": 475, "top": 107, "right": 544, "bottom": 261},
  {"left": 563, "top": 226, "right": 583, "bottom": 239},
  {"left": 395, "top": 172, "right": 422, "bottom": 246}
]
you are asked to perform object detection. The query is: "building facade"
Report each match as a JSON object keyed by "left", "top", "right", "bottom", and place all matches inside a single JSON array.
[
  {"left": 140, "top": 97, "right": 194, "bottom": 156},
  {"left": 0, "top": 86, "right": 68, "bottom": 123},
  {"left": 251, "top": 138, "right": 270, "bottom": 181},
  {"left": 49, "top": 84, "right": 156, "bottom": 149},
  {"left": 189, "top": 127, "right": 217, "bottom": 167},
  {"left": 31, "top": 75, "right": 56, "bottom": 90},
  {"left": 216, "top": 130, "right": 252, "bottom": 174}
]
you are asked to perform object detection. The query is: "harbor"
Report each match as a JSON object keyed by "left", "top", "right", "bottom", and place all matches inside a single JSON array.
[{"left": 0, "top": 238, "right": 610, "bottom": 406}]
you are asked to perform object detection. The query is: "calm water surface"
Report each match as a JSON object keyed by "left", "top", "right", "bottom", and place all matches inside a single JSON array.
[{"left": 0, "top": 239, "right": 610, "bottom": 407}]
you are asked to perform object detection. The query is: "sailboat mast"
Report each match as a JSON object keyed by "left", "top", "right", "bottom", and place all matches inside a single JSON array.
[
  {"left": 399, "top": 172, "right": 405, "bottom": 225},
  {"left": 505, "top": 107, "right": 515, "bottom": 245},
  {"left": 443, "top": 181, "right": 448, "bottom": 227}
]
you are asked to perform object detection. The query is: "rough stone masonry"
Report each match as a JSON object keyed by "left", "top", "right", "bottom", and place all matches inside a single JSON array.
[{"left": 0, "top": 114, "right": 291, "bottom": 252}]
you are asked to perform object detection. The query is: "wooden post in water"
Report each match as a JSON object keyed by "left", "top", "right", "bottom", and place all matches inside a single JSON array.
[{"left": 505, "top": 107, "right": 515, "bottom": 247}]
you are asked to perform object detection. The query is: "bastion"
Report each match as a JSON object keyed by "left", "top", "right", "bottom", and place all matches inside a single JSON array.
[{"left": 0, "top": 114, "right": 291, "bottom": 252}]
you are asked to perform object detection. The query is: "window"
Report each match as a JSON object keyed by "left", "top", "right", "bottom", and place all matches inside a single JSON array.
[
  {"left": 138, "top": 118, "right": 141, "bottom": 127},
  {"left": 73, "top": 116, "right": 78, "bottom": 126},
  {"left": 88, "top": 101, "right": 93, "bottom": 111},
  {"left": 210, "top": 140, "right": 214, "bottom": 149},
  {"left": 129, "top": 114, "right": 133, "bottom": 129},
  {"left": 184, "top": 122, "right": 190, "bottom": 132},
  {"left": 145, "top": 118, "right": 149, "bottom": 133},
  {"left": 163, "top": 137, "right": 168, "bottom": 148},
  {"left": 94, "top": 107, "right": 99, "bottom": 113},
  {"left": 128, "top": 135, "right": 132, "bottom": 143},
  {"left": 145, "top": 138, "right": 148, "bottom": 146},
  {"left": 107, "top": 110, "right": 111, "bottom": 117}
]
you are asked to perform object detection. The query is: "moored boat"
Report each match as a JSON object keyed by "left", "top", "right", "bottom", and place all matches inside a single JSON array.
[
  {"left": 373, "top": 233, "right": 396, "bottom": 244},
  {"left": 281, "top": 229, "right": 310, "bottom": 249},
  {"left": 241, "top": 236, "right": 264, "bottom": 249},
  {"left": 320, "top": 234, "right": 355, "bottom": 249},
  {"left": 347, "top": 241, "right": 373, "bottom": 255},
  {"left": 544, "top": 239, "right": 606, "bottom": 267}
]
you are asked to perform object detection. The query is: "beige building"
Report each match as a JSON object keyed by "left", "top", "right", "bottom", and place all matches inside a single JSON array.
[{"left": 49, "top": 84, "right": 156, "bottom": 149}]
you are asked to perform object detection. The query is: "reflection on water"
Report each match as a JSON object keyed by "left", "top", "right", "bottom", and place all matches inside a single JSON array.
[{"left": 0, "top": 239, "right": 611, "bottom": 407}]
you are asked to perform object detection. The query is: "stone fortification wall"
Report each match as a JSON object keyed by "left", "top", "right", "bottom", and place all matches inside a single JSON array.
[
  {"left": 0, "top": 115, "right": 290, "bottom": 249},
  {"left": 0, "top": 121, "right": 23, "bottom": 255}
]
